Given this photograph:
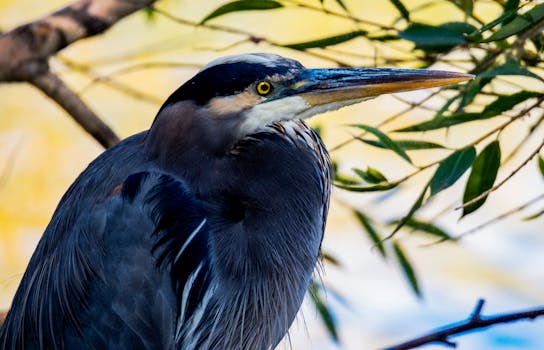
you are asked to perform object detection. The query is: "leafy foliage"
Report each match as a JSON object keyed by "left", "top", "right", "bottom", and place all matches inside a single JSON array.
[
  {"left": 200, "top": 0, "right": 283, "bottom": 24},
  {"left": 462, "top": 141, "right": 501, "bottom": 216},
  {"left": 393, "top": 242, "right": 421, "bottom": 297},
  {"left": 284, "top": 30, "right": 367, "bottom": 50}
]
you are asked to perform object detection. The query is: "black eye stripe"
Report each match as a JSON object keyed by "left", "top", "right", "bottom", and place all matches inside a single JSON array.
[{"left": 157, "top": 60, "right": 304, "bottom": 114}]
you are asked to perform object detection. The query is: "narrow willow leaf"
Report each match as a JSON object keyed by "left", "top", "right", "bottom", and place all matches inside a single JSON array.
[
  {"left": 144, "top": 7, "right": 155, "bottom": 21},
  {"left": 462, "top": 141, "right": 501, "bottom": 216},
  {"left": 457, "top": 77, "right": 491, "bottom": 110},
  {"left": 397, "top": 91, "right": 541, "bottom": 132},
  {"left": 334, "top": 182, "right": 398, "bottom": 192},
  {"left": 284, "top": 30, "right": 366, "bottom": 50},
  {"left": 322, "top": 252, "right": 341, "bottom": 267},
  {"left": 393, "top": 242, "right": 421, "bottom": 297},
  {"left": 468, "top": 7, "right": 518, "bottom": 40},
  {"left": 483, "top": 4, "right": 544, "bottom": 42},
  {"left": 482, "top": 91, "right": 540, "bottom": 116},
  {"left": 334, "top": 173, "right": 360, "bottom": 185},
  {"left": 390, "top": 186, "right": 428, "bottom": 237},
  {"left": 399, "top": 22, "right": 467, "bottom": 52},
  {"left": 436, "top": 94, "right": 462, "bottom": 118},
  {"left": 353, "top": 167, "right": 388, "bottom": 184},
  {"left": 523, "top": 208, "right": 544, "bottom": 221},
  {"left": 539, "top": 155, "right": 544, "bottom": 177},
  {"left": 200, "top": 0, "right": 283, "bottom": 23},
  {"left": 309, "top": 282, "right": 339, "bottom": 343},
  {"left": 430, "top": 147, "right": 476, "bottom": 196},
  {"left": 440, "top": 22, "right": 478, "bottom": 36},
  {"left": 403, "top": 218, "right": 455, "bottom": 241},
  {"left": 390, "top": 0, "right": 410, "bottom": 20},
  {"left": 478, "top": 60, "right": 544, "bottom": 82},
  {"left": 504, "top": 0, "right": 520, "bottom": 11},
  {"left": 453, "top": 0, "right": 474, "bottom": 16},
  {"left": 351, "top": 125, "right": 411, "bottom": 163},
  {"left": 335, "top": 0, "right": 349, "bottom": 12},
  {"left": 356, "top": 138, "right": 445, "bottom": 150},
  {"left": 355, "top": 211, "right": 386, "bottom": 258}
]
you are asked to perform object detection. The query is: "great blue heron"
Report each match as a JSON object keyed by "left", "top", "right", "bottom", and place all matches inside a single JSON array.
[{"left": 0, "top": 53, "right": 471, "bottom": 349}]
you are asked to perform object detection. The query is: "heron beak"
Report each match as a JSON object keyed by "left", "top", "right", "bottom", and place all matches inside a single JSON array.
[{"left": 287, "top": 68, "right": 473, "bottom": 117}]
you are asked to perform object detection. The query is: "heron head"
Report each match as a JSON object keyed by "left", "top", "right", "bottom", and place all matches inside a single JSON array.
[{"left": 153, "top": 53, "right": 472, "bottom": 152}]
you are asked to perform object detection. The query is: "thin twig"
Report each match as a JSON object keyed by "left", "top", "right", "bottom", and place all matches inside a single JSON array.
[
  {"left": 281, "top": 0, "right": 395, "bottom": 30},
  {"left": 151, "top": 6, "right": 354, "bottom": 67},
  {"left": 384, "top": 299, "right": 544, "bottom": 350},
  {"left": 457, "top": 192, "right": 544, "bottom": 239}
]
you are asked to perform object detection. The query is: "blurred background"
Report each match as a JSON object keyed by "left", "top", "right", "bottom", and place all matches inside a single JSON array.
[{"left": 0, "top": 0, "right": 543, "bottom": 348}]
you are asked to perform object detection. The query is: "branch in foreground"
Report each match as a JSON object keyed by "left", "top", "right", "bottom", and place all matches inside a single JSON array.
[
  {"left": 0, "top": 0, "right": 156, "bottom": 82},
  {"left": 0, "top": 0, "right": 157, "bottom": 147},
  {"left": 384, "top": 299, "right": 544, "bottom": 350},
  {"left": 31, "top": 71, "right": 119, "bottom": 148}
]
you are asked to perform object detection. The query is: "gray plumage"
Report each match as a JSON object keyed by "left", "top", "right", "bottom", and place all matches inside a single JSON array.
[{"left": 0, "top": 53, "right": 471, "bottom": 349}]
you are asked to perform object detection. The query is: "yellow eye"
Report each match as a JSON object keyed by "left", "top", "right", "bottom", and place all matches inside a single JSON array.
[{"left": 256, "top": 81, "right": 272, "bottom": 96}]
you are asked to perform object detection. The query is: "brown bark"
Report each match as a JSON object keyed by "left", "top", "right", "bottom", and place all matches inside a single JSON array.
[{"left": 0, "top": 0, "right": 157, "bottom": 147}]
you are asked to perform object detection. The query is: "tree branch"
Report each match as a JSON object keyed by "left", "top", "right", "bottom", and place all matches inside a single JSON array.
[
  {"left": 0, "top": 0, "right": 158, "bottom": 147},
  {"left": 383, "top": 299, "right": 544, "bottom": 350},
  {"left": 31, "top": 71, "right": 120, "bottom": 147}
]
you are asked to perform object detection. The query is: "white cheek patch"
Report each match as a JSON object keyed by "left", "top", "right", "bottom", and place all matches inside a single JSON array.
[{"left": 239, "top": 96, "right": 310, "bottom": 135}]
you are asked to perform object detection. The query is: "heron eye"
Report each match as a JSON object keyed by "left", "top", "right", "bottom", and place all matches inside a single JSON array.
[{"left": 256, "top": 81, "right": 272, "bottom": 96}]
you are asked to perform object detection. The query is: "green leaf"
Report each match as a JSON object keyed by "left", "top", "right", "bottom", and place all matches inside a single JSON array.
[
  {"left": 482, "top": 4, "right": 544, "bottom": 42},
  {"left": 335, "top": 0, "right": 349, "bottom": 12},
  {"left": 283, "top": 30, "right": 366, "bottom": 50},
  {"left": 393, "top": 242, "right": 421, "bottom": 297},
  {"left": 397, "top": 91, "right": 541, "bottom": 132},
  {"left": 322, "top": 252, "right": 341, "bottom": 267},
  {"left": 462, "top": 141, "right": 501, "bottom": 216},
  {"left": 390, "top": 0, "right": 410, "bottom": 21},
  {"left": 402, "top": 218, "right": 455, "bottom": 241},
  {"left": 478, "top": 60, "right": 544, "bottom": 82},
  {"left": 355, "top": 211, "right": 386, "bottom": 258},
  {"left": 357, "top": 138, "right": 445, "bottom": 150},
  {"left": 350, "top": 125, "right": 412, "bottom": 163},
  {"left": 353, "top": 167, "right": 388, "bottom": 184},
  {"left": 468, "top": 8, "right": 518, "bottom": 40},
  {"left": 523, "top": 208, "right": 544, "bottom": 221},
  {"left": 390, "top": 186, "right": 428, "bottom": 237},
  {"left": 200, "top": 0, "right": 283, "bottom": 24},
  {"left": 399, "top": 22, "right": 468, "bottom": 52},
  {"left": 144, "top": 7, "right": 155, "bottom": 21},
  {"left": 430, "top": 147, "right": 476, "bottom": 196},
  {"left": 452, "top": 0, "right": 474, "bottom": 16},
  {"left": 309, "top": 282, "right": 339, "bottom": 342},
  {"left": 504, "top": 0, "right": 520, "bottom": 12},
  {"left": 334, "top": 182, "right": 398, "bottom": 192},
  {"left": 539, "top": 155, "right": 544, "bottom": 177},
  {"left": 482, "top": 91, "right": 539, "bottom": 117},
  {"left": 334, "top": 173, "right": 360, "bottom": 185}
]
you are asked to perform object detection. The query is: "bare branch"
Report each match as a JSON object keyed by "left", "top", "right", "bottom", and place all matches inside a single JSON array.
[
  {"left": 0, "top": 0, "right": 156, "bottom": 82},
  {"left": 31, "top": 71, "right": 119, "bottom": 148},
  {"left": 384, "top": 299, "right": 544, "bottom": 350},
  {"left": 0, "top": 0, "right": 157, "bottom": 147}
]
